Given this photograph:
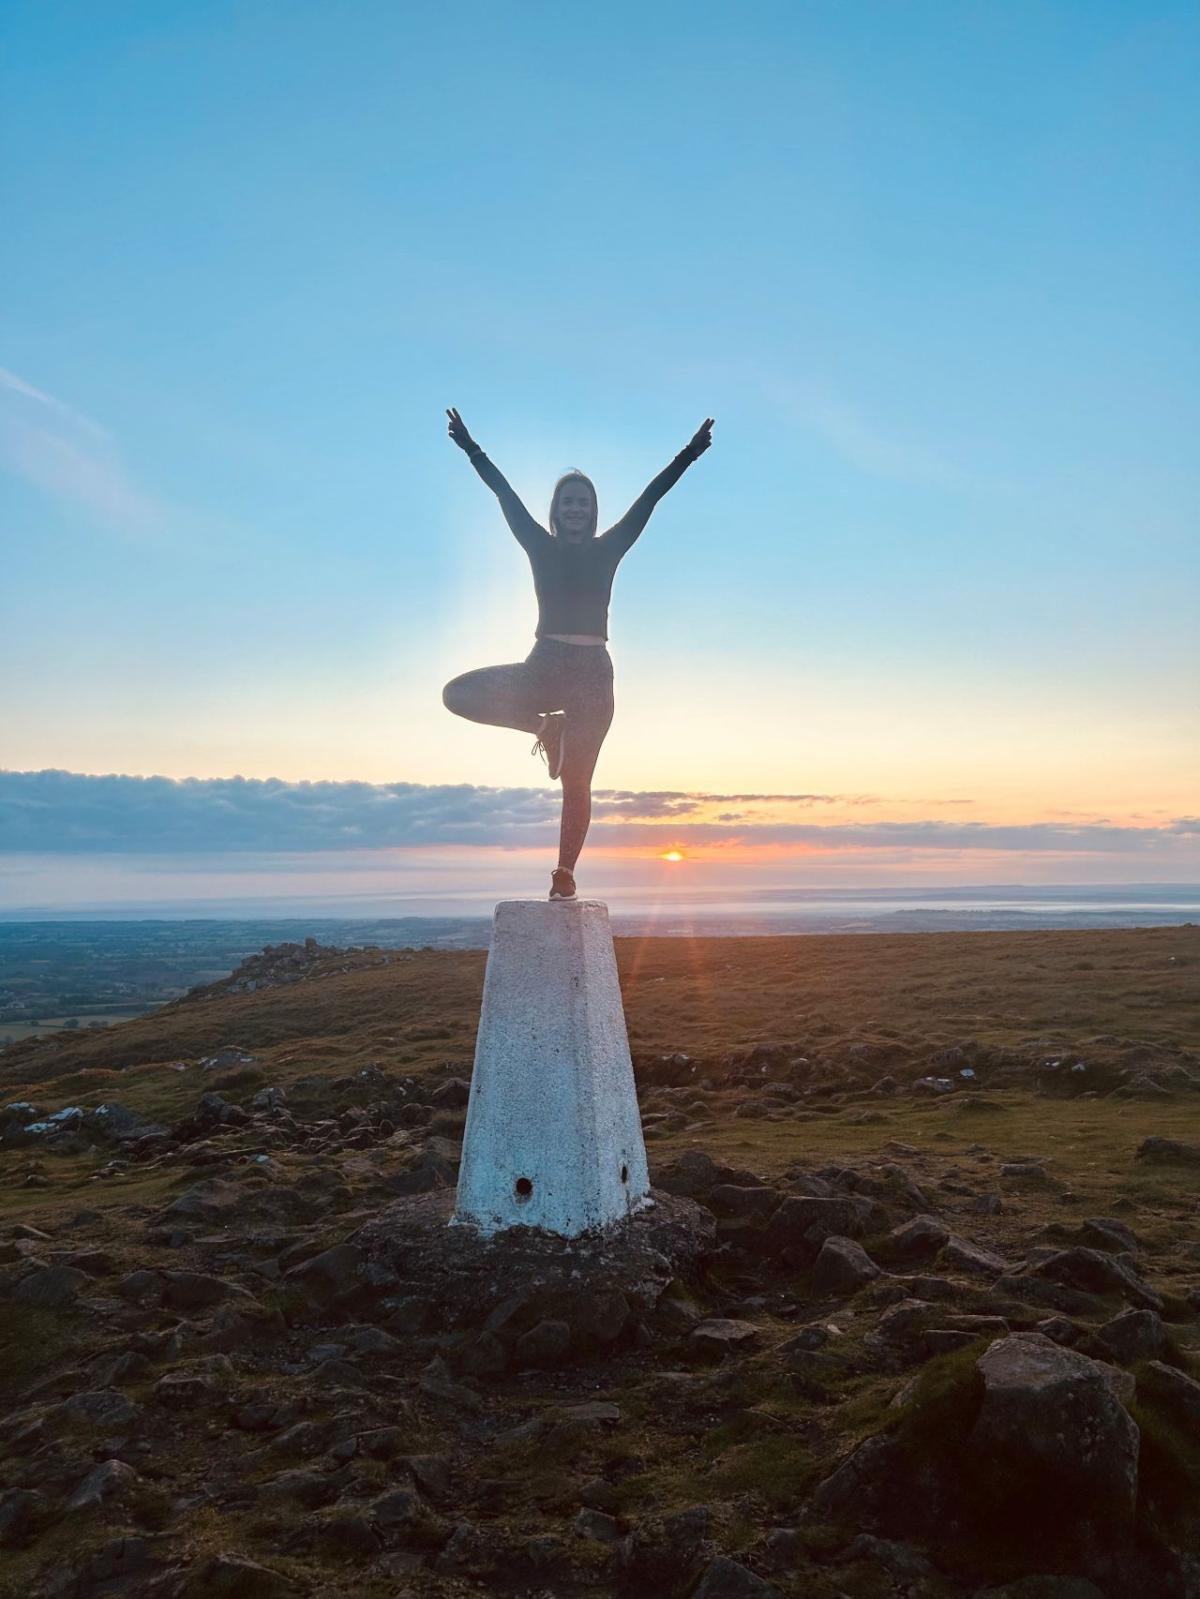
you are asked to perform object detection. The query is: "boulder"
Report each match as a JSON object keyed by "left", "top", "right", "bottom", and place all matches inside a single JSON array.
[
  {"left": 810, "top": 1235, "right": 881, "bottom": 1294},
  {"left": 284, "top": 1242, "right": 364, "bottom": 1303},
  {"left": 1027, "top": 1247, "right": 1163, "bottom": 1311},
  {"left": 66, "top": 1459, "right": 139, "bottom": 1512},
  {"left": 887, "top": 1214, "right": 949, "bottom": 1261},
  {"left": 1136, "top": 1359, "right": 1200, "bottom": 1430},
  {"left": 938, "top": 1237, "right": 1008, "bottom": 1277},
  {"left": 970, "top": 1332, "right": 1140, "bottom": 1523},
  {"left": 1089, "top": 1308, "right": 1167, "bottom": 1365},
  {"left": 12, "top": 1264, "right": 87, "bottom": 1309},
  {"left": 764, "top": 1194, "right": 884, "bottom": 1257},
  {"left": 515, "top": 1318, "right": 572, "bottom": 1368},
  {"left": 692, "top": 1556, "right": 781, "bottom": 1598},
  {"left": 1136, "top": 1136, "right": 1200, "bottom": 1165},
  {"left": 688, "top": 1319, "right": 761, "bottom": 1360}
]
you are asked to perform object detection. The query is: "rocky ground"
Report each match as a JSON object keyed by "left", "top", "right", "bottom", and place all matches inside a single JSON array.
[{"left": 0, "top": 926, "right": 1198, "bottom": 1598}]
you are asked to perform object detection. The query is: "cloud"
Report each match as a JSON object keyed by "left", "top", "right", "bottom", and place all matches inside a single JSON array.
[
  {"left": 0, "top": 365, "right": 165, "bottom": 539},
  {"left": 765, "top": 375, "right": 957, "bottom": 486},
  {"left": 2, "top": 769, "right": 1197, "bottom": 859},
  {"left": 589, "top": 789, "right": 856, "bottom": 820}
]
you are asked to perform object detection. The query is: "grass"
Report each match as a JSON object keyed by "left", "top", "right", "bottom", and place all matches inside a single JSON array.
[{"left": 0, "top": 1302, "right": 85, "bottom": 1403}]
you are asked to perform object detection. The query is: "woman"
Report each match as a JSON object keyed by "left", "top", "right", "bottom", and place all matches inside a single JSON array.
[{"left": 442, "top": 407, "right": 714, "bottom": 901}]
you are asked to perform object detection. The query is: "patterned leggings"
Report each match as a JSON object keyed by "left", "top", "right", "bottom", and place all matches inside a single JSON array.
[{"left": 442, "top": 638, "right": 615, "bottom": 873}]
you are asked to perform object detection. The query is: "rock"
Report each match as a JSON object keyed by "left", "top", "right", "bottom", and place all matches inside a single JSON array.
[
  {"left": 938, "top": 1237, "right": 1008, "bottom": 1276},
  {"left": 261, "top": 1468, "right": 337, "bottom": 1508},
  {"left": 707, "top": 1184, "right": 784, "bottom": 1220},
  {"left": 1136, "top": 1136, "right": 1200, "bottom": 1165},
  {"left": 579, "top": 1478, "right": 619, "bottom": 1512},
  {"left": 0, "top": 1488, "right": 46, "bottom": 1547},
  {"left": 764, "top": 1194, "right": 884, "bottom": 1257},
  {"left": 84, "top": 1103, "right": 167, "bottom": 1143},
  {"left": 692, "top": 1555, "right": 780, "bottom": 1598},
  {"left": 515, "top": 1318, "right": 572, "bottom": 1368},
  {"left": 886, "top": 1214, "right": 949, "bottom": 1260},
  {"left": 336, "top": 1324, "right": 403, "bottom": 1356},
  {"left": 155, "top": 1372, "right": 219, "bottom": 1409},
  {"left": 974, "top": 1579, "right": 1106, "bottom": 1598},
  {"left": 162, "top": 1270, "right": 250, "bottom": 1311},
  {"left": 970, "top": 1332, "right": 1140, "bottom": 1522},
  {"left": 1077, "top": 1216, "right": 1140, "bottom": 1253},
  {"left": 312, "top": 1510, "right": 382, "bottom": 1558},
  {"left": 431, "top": 1077, "right": 471, "bottom": 1108},
  {"left": 688, "top": 1319, "right": 760, "bottom": 1360},
  {"left": 1030, "top": 1316, "right": 1077, "bottom": 1346},
  {"left": 1027, "top": 1247, "right": 1163, "bottom": 1311},
  {"left": 810, "top": 1235, "right": 881, "bottom": 1294},
  {"left": 66, "top": 1459, "right": 139, "bottom": 1511},
  {"left": 370, "top": 1485, "right": 438, "bottom": 1539},
  {"left": 574, "top": 1507, "right": 623, "bottom": 1544},
  {"left": 285, "top": 1242, "right": 364, "bottom": 1302},
  {"left": 1136, "top": 1359, "right": 1200, "bottom": 1430},
  {"left": 866, "top": 1296, "right": 936, "bottom": 1350},
  {"left": 162, "top": 1179, "right": 244, "bottom": 1223},
  {"left": 1000, "top": 1161, "right": 1049, "bottom": 1179},
  {"left": 654, "top": 1149, "right": 761, "bottom": 1198},
  {"left": 572, "top": 1286, "right": 630, "bottom": 1344},
  {"left": 435, "top": 1520, "right": 489, "bottom": 1574},
  {"left": 12, "top": 1263, "right": 87, "bottom": 1309},
  {"left": 843, "top": 1534, "right": 938, "bottom": 1581},
  {"left": 391, "top": 1135, "right": 461, "bottom": 1194},
  {"left": 116, "top": 1268, "right": 163, "bottom": 1304},
  {"left": 554, "top": 1400, "right": 621, "bottom": 1428},
  {"left": 460, "top": 1330, "right": 508, "bottom": 1378},
  {"left": 1089, "top": 1308, "right": 1167, "bottom": 1364},
  {"left": 59, "top": 1388, "right": 142, "bottom": 1428},
  {"left": 179, "top": 1553, "right": 295, "bottom": 1596},
  {"left": 991, "top": 1272, "right": 1110, "bottom": 1319},
  {"left": 419, "top": 1354, "right": 483, "bottom": 1411}
]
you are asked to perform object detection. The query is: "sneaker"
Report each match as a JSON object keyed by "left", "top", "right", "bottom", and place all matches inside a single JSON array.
[
  {"left": 530, "top": 712, "right": 567, "bottom": 780},
  {"left": 549, "top": 868, "right": 576, "bottom": 900}
]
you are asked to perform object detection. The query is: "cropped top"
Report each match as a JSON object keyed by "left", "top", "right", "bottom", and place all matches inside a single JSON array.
[{"left": 470, "top": 447, "right": 697, "bottom": 641}]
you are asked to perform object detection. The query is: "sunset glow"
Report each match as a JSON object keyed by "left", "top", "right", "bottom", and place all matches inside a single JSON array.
[{"left": 660, "top": 850, "right": 685, "bottom": 863}]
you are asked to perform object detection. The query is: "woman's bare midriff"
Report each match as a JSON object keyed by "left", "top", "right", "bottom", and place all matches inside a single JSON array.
[{"left": 543, "top": 633, "right": 607, "bottom": 646}]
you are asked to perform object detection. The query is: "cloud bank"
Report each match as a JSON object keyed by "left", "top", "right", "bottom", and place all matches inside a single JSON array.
[{"left": 3, "top": 770, "right": 1197, "bottom": 858}]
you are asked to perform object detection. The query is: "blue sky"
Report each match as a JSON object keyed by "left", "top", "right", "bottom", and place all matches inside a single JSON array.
[{"left": 2, "top": 2, "right": 1197, "bottom": 909}]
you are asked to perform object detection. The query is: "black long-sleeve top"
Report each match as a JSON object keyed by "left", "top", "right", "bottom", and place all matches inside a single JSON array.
[{"left": 470, "top": 447, "right": 698, "bottom": 639}]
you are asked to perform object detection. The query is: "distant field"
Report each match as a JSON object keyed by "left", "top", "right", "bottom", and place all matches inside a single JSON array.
[{"left": 2, "top": 923, "right": 1197, "bottom": 1091}]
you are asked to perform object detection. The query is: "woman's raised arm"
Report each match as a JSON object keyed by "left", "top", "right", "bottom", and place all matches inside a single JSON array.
[
  {"left": 601, "top": 417, "right": 714, "bottom": 557},
  {"left": 446, "top": 407, "right": 545, "bottom": 552}
]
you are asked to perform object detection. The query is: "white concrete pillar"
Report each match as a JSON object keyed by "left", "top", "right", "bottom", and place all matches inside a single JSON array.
[{"left": 452, "top": 899, "right": 651, "bottom": 1238}]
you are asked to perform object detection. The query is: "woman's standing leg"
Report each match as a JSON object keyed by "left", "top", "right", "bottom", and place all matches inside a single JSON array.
[{"left": 557, "top": 655, "right": 615, "bottom": 875}]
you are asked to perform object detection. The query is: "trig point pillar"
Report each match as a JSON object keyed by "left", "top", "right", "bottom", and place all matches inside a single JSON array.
[{"left": 452, "top": 900, "right": 651, "bottom": 1238}]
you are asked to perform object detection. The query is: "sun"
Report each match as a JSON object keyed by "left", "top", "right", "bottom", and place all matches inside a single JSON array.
[{"left": 660, "top": 849, "right": 685, "bottom": 863}]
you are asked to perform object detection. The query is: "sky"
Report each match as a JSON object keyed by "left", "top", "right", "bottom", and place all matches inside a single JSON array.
[{"left": 2, "top": 2, "right": 1198, "bottom": 912}]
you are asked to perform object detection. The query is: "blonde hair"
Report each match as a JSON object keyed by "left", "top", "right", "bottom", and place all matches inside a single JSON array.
[{"left": 549, "top": 470, "right": 598, "bottom": 539}]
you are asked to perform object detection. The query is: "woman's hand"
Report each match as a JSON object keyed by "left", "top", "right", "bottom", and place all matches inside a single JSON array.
[
  {"left": 688, "top": 417, "right": 715, "bottom": 458},
  {"left": 446, "top": 407, "right": 478, "bottom": 454}
]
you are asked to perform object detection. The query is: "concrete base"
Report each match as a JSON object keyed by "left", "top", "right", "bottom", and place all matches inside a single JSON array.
[{"left": 452, "top": 899, "right": 650, "bottom": 1238}]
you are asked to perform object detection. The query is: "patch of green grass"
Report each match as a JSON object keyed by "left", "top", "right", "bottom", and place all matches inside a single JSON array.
[
  {"left": 1128, "top": 1369, "right": 1200, "bottom": 1534},
  {"left": 704, "top": 1432, "right": 820, "bottom": 1508},
  {"left": 0, "top": 1302, "right": 82, "bottom": 1401},
  {"left": 883, "top": 1338, "right": 989, "bottom": 1451}
]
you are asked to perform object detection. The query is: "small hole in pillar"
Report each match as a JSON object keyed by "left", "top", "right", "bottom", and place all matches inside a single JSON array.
[
  {"left": 620, "top": 1164, "right": 629, "bottom": 1184},
  {"left": 514, "top": 1176, "right": 533, "bottom": 1201}
]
